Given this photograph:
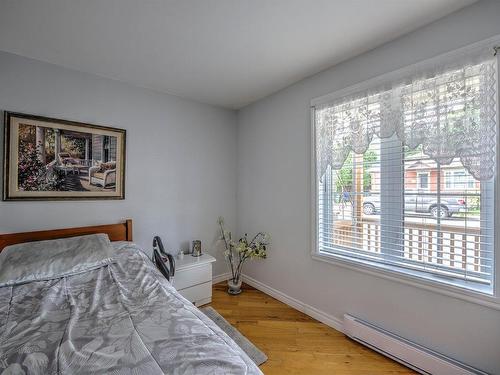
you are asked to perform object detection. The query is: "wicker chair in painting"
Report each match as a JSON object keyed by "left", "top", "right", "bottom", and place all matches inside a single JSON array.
[{"left": 89, "top": 162, "right": 116, "bottom": 188}]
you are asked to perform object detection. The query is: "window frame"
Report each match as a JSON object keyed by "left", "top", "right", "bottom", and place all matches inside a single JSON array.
[
  {"left": 416, "top": 171, "right": 430, "bottom": 191},
  {"left": 444, "top": 169, "right": 476, "bottom": 190},
  {"left": 310, "top": 36, "right": 500, "bottom": 310},
  {"left": 445, "top": 171, "right": 453, "bottom": 190}
]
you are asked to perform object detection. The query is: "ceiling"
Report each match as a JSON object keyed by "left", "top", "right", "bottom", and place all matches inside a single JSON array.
[{"left": 0, "top": 0, "right": 477, "bottom": 109}]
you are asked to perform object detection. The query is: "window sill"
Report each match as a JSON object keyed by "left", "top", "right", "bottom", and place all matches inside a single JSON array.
[{"left": 312, "top": 251, "right": 500, "bottom": 311}]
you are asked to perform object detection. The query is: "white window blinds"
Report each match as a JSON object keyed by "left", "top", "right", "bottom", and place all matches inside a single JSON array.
[{"left": 313, "top": 43, "right": 498, "bottom": 292}]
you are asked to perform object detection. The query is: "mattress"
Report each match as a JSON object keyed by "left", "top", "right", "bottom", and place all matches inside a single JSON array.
[{"left": 0, "top": 242, "right": 262, "bottom": 374}]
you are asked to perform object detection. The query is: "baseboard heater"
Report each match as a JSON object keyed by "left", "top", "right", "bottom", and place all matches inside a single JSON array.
[{"left": 343, "top": 314, "right": 488, "bottom": 375}]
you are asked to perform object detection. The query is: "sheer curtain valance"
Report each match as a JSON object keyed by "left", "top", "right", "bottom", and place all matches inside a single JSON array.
[{"left": 314, "top": 46, "right": 498, "bottom": 181}]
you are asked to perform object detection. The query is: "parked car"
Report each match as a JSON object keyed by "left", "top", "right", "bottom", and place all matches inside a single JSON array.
[{"left": 362, "top": 194, "right": 466, "bottom": 218}]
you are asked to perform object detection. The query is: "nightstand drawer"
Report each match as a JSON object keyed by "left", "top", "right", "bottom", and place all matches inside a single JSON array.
[
  {"left": 178, "top": 281, "right": 212, "bottom": 306},
  {"left": 174, "top": 263, "right": 212, "bottom": 290}
]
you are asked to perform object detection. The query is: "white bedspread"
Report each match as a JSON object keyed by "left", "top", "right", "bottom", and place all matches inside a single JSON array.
[{"left": 0, "top": 242, "right": 262, "bottom": 375}]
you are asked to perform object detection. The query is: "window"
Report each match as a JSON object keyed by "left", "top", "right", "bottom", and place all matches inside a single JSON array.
[
  {"left": 312, "top": 41, "right": 498, "bottom": 296},
  {"left": 416, "top": 172, "right": 429, "bottom": 190},
  {"left": 445, "top": 170, "right": 476, "bottom": 190}
]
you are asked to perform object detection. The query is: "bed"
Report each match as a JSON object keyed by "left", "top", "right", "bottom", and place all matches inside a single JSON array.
[{"left": 0, "top": 220, "right": 262, "bottom": 375}]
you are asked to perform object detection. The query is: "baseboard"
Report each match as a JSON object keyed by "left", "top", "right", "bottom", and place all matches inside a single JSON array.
[
  {"left": 242, "top": 274, "right": 344, "bottom": 333},
  {"left": 212, "top": 272, "right": 231, "bottom": 285}
]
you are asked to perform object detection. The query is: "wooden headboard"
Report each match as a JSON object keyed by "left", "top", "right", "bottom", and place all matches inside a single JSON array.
[{"left": 0, "top": 219, "right": 132, "bottom": 252}]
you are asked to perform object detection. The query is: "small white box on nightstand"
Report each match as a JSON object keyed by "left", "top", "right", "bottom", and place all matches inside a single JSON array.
[{"left": 174, "top": 254, "right": 216, "bottom": 306}]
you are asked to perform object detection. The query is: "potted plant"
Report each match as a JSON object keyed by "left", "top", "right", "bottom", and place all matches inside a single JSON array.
[{"left": 218, "top": 217, "right": 270, "bottom": 295}]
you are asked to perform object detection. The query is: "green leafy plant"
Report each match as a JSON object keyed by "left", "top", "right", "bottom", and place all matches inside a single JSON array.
[
  {"left": 18, "top": 142, "right": 62, "bottom": 191},
  {"left": 335, "top": 150, "right": 377, "bottom": 194}
]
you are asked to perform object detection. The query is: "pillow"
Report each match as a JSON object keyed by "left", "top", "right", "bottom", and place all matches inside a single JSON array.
[
  {"left": 101, "top": 162, "right": 116, "bottom": 171},
  {"left": 0, "top": 233, "right": 115, "bottom": 287},
  {"left": 63, "top": 157, "right": 78, "bottom": 165}
]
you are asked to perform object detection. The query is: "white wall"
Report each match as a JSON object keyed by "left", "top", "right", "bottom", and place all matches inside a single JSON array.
[
  {"left": 0, "top": 51, "right": 237, "bottom": 277},
  {"left": 237, "top": 1, "right": 500, "bottom": 373},
  {"left": 2, "top": 1, "right": 500, "bottom": 372}
]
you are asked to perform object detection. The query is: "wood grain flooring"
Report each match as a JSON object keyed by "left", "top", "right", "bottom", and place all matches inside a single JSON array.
[{"left": 209, "top": 282, "right": 416, "bottom": 375}]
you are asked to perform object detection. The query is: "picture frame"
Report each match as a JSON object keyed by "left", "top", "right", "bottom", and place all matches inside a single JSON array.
[{"left": 3, "top": 112, "right": 126, "bottom": 201}]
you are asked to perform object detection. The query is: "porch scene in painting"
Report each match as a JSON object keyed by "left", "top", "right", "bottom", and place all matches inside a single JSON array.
[{"left": 18, "top": 123, "right": 118, "bottom": 192}]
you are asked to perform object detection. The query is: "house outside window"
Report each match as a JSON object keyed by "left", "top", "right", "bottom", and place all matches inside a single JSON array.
[{"left": 312, "top": 40, "right": 498, "bottom": 300}]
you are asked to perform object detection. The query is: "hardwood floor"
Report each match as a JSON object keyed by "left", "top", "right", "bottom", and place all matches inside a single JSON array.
[{"left": 209, "top": 282, "right": 416, "bottom": 375}]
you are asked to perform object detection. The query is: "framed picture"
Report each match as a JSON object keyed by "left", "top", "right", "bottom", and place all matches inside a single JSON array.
[{"left": 3, "top": 112, "right": 126, "bottom": 200}]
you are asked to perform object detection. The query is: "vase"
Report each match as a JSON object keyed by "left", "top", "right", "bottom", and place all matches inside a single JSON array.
[{"left": 227, "top": 277, "right": 242, "bottom": 295}]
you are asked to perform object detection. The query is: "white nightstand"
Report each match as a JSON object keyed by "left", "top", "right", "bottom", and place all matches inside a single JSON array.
[{"left": 173, "top": 254, "right": 216, "bottom": 306}]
